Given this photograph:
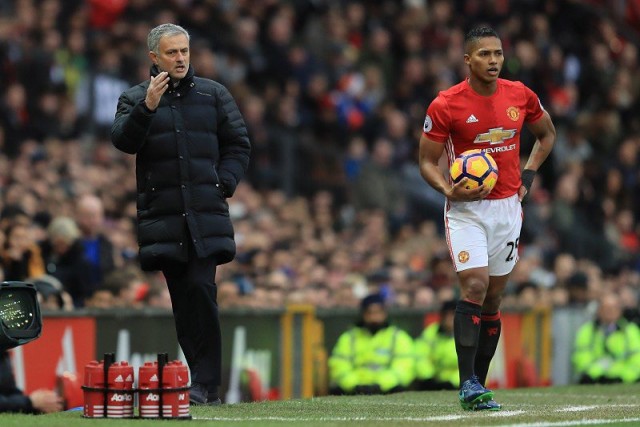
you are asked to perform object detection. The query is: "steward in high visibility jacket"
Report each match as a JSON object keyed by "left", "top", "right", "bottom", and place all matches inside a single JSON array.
[
  {"left": 573, "top": 293, "right": 640, "bottom": 384},
  {"left": 414, "top": 300, "right": 459, "bottom": 390},
  {"left": 328, "top": 294, "right": 415, "bottom": 394}
]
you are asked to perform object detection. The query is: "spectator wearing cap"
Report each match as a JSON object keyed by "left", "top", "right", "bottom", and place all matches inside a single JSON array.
[
  {"left": 31, "top": 274, "right": 73, "bottom": 311},
  {"left": 328, "top": 294, "right": 415, "bottom": 395},
  {"left": 414, "top": 299, "right": 459, "bottom": 390}
]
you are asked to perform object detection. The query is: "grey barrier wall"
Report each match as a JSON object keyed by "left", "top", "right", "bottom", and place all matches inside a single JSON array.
[
  {"left": 89, "top": 308, "right": 284, "bottom": 399},
  {"left": 550, "top": 306, "right": 594, "bottom": 386}
]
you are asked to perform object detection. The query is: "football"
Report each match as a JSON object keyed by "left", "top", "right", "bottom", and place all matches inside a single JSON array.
[{"left": 449, "top": 149, "right": 499, "bottom": 191}]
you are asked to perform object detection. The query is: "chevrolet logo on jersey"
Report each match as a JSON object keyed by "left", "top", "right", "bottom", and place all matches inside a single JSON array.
[{"left": 474, "top": 127, "right": 517, "bottom": 144}]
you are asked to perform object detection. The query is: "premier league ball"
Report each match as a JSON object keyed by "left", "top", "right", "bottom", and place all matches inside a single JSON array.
[{"left": 449, "top": 149, "right": 498, "bottom": 191}]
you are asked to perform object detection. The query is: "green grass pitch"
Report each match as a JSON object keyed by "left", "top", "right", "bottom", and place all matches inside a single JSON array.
[{"left": 1, "top": 383, "right": 639, "bottom": 426}]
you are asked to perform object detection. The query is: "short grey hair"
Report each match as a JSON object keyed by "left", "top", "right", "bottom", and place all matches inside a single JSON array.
[
  {"left": 48, "top": 216, "right": 81, "bottom": 244},
  {"left": 147, "top": 23, "right": 190, "bottom": 54}
]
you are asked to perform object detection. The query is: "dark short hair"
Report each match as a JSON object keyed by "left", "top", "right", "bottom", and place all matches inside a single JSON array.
[
  {"left": 464, "top": 26, "right": 500, "bottom": 53},
  {"left": 567, "top": 272, "right": 588, "bottom": 289},
  {"left": 0, "top": 204, "right": 27, "bottom": 221}
]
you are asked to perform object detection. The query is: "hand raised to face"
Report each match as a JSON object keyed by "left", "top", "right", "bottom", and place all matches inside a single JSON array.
[{"left": 144, "top": 71, "right": 170, "bottom": 111}]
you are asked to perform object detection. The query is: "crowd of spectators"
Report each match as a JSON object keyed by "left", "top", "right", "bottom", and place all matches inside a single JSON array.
[{"left": 0, "top": 0, "right": 639, "bottom": 320}]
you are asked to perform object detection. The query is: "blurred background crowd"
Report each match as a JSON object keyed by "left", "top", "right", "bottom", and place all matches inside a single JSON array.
[{"left": 0, "top": 0, "right": 639, "bottom": 322}]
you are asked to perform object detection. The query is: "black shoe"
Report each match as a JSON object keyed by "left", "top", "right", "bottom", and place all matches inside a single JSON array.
[
  {"left": 189, "top": 382, "right": 208, "bottom": 405},
  {"left": 207, "top": 397, "right": 222, "bottom": 406}
]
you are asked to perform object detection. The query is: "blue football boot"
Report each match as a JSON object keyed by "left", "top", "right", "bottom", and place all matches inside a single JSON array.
[{"left": 458, "top": 375, "right": 494, "bottom": 410}]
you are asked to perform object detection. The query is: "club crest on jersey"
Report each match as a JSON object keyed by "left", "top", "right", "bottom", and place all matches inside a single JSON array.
[
  {"left": 458, "top": 251, "right": 470, "bottom": 263},
  {"left": 473, "top": 127, "right": 516, "bottom": 144},
  {"left": 506, "top": 106, "right": 520, "bottom": 121},
  {"left": 423, "top": 114, "right": 433, "bottom": 133}
]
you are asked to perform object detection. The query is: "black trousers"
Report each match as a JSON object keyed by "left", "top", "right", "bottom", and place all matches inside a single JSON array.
[{"left": 162, "top": 243, "right": 220, "bottom": 392}]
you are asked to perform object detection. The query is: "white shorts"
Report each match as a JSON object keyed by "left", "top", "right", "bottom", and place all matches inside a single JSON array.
[{"left": 444, "top": 194, "right": 522, "bottom": 276}]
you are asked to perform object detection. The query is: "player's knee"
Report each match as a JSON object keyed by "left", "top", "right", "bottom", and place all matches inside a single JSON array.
[{"left": 461, "top": 279, "right": 488, "bottom": 302}]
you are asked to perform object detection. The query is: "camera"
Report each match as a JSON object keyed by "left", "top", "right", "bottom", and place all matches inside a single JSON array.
[{"left": 0, "top": 281, "right": 42, "bottom": 351}]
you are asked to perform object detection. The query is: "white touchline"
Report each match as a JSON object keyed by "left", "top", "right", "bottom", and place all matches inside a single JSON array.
[
  {"left": 526, "top": 393, "right": 638, "bottom": 400},
  {"left": 557, "top": 404, "right": 638, "bottom": 412},
  {"left": 501, "top": 418, "right": 640, "bottom": 427},
  {"left": 489, "top": 410, "right": 527, "bottom": 417},
  {"left": 559, "top": 405, "right": 601, "bottom": 412}
]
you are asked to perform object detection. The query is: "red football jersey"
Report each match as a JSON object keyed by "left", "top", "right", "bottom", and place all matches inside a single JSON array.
[{"left": 423, "top": 78, "right": 544, "bottom": 199}]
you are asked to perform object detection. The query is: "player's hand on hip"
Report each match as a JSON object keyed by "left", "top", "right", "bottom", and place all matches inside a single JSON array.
[
  {"left": 446, "top": 178, "right": 491, "bottom": 202},
  {"left": 518, "top": 185, "right": 528, "bottom": 202},
  {"left": 145, "top": 71, "right": 170, "bottom": 111}
]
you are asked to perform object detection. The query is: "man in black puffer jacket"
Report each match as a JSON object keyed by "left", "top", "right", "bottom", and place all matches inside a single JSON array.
[{"left": 111, "top": 23, "right": 250, "bottom": 405}]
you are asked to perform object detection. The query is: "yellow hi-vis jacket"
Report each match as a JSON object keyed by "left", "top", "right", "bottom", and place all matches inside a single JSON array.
[
  {"left": 414, "top": 323, "right": 459, "bottom": 387},
  {"left": 572, "top": 319, "right": 640, "bottom": 383},
  {"left": 328, "top": 324, "right": 415, "bottom": 392}
]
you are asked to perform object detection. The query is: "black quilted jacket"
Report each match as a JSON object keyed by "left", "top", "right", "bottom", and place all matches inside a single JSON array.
[{"left": 111, "top": 65, "right": 251, "bottom": 270}]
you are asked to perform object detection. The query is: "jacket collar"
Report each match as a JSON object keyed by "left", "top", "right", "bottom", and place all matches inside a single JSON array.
[{"left": 149, "top": 64, "right": 195, "bottom": 89}]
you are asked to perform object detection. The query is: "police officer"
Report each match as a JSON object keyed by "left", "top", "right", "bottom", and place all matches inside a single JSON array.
[
  {"left": 328, "top": 294, "right": 415, "bottom": 394},
  {"left": 573, "top": 293, "right": 640, "bottom": 384},
  {"left": 414, "top": 300, "right": 459, "bottom": 390}
]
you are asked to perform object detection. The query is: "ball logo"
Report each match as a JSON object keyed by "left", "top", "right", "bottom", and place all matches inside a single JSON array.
[
  {"left": 506, "top": 106, "right": 519, "bottom": 121},
  {"left": 458, "top": 251, "right": 470, "bottom": 263},
  {"left": 423, "top": 115, "right": 433, "bottom": 133}
]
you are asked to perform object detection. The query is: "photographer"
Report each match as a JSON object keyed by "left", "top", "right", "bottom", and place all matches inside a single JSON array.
[{"left": 0, "top": 351, "right": 63, "bottom": 413}]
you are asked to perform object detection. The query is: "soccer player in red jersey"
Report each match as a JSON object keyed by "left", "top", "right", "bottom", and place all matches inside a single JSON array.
[{"left": 418, "top": 26, "right": 556, "bottom": 410}]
